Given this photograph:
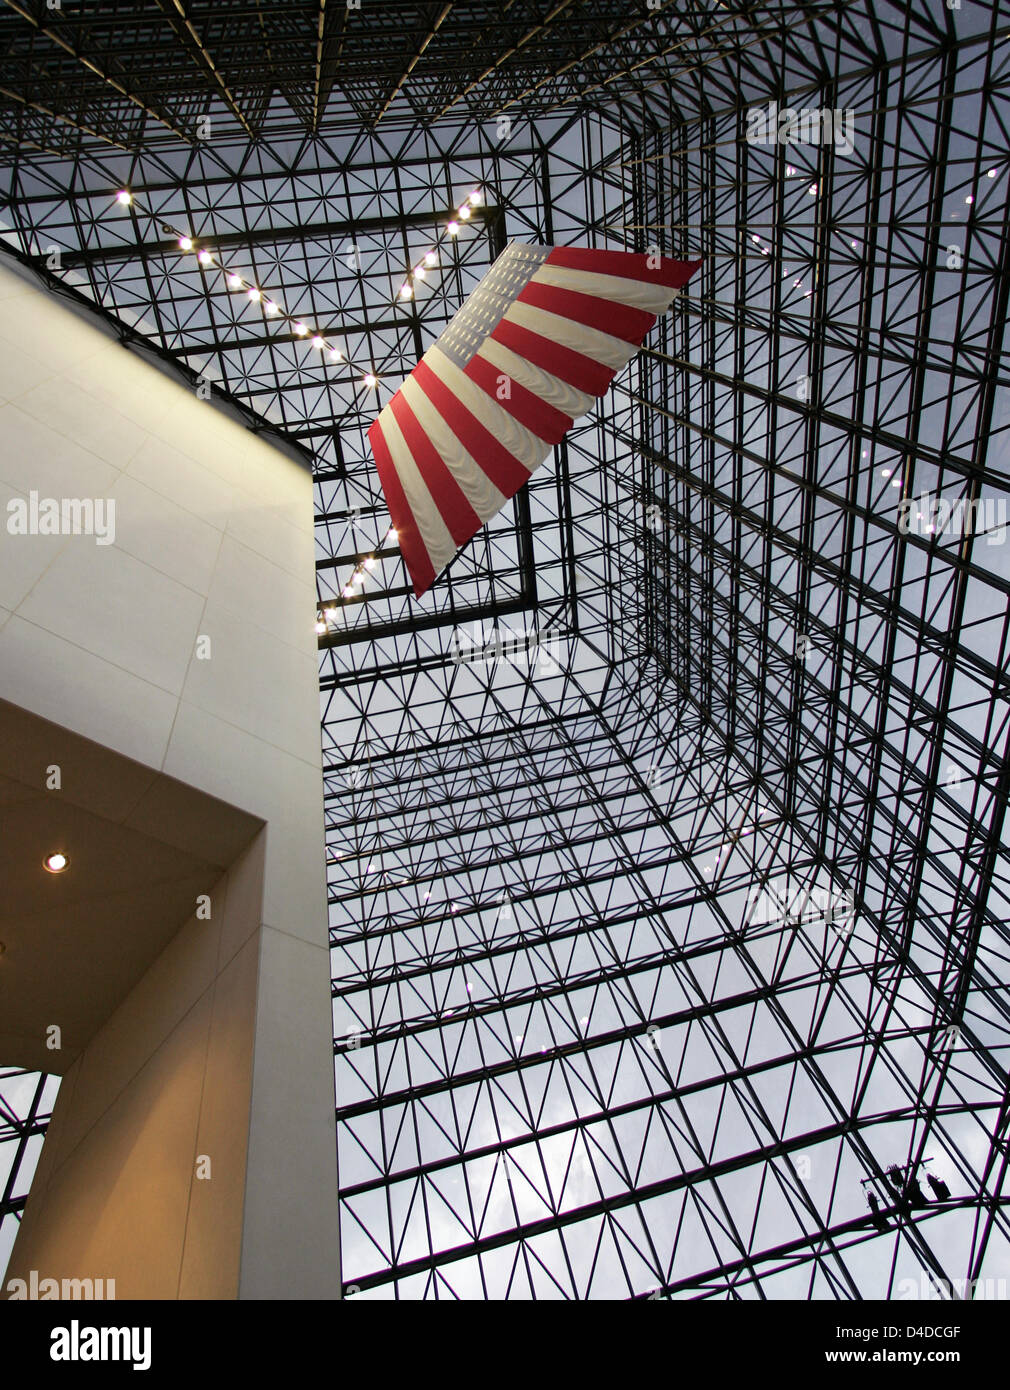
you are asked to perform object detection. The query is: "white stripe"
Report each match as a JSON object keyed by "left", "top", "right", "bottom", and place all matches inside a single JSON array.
[
  {"left": 477, "top": 336, "right": 595, "bottom": 420},
  {"left": 424, "top": 346, "right": 553, "bottom": 475},
  {"left": 531, "top": 263, "right": 681, "bottom": 315},
  {"left": 398, "top": 373, "right": 507, "bottom": 525},
  {"left": 504, "top": 299, "right": 637, "bottom": 372},
  {"left": 375, "top": 400, "right": 458, "bottom": 577}
]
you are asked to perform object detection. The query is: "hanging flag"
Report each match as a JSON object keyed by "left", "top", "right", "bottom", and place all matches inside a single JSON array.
[{"left": 368, "top": 242, "right": 701, "bottom": 597}]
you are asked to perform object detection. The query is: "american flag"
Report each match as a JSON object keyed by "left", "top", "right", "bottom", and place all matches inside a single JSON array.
[{"left": 368, "top": 243, "right": 702, "bottom": 598}]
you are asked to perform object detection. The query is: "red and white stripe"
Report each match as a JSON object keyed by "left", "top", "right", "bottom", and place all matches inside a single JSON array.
[{"left": 368, "top": 246, "right": 702, "bottom": 597}]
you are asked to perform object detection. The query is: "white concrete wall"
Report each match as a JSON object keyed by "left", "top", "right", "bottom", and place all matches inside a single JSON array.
[{"left": 0, "top": 256, "right": 339, "bottom": 1299}]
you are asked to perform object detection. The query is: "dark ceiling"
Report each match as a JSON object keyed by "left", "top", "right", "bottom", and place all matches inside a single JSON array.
[{"left": 0, "top": 0, "right": 852, "bottom": 145}]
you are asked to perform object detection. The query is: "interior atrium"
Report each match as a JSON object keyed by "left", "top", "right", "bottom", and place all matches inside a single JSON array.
[{"left": 1, "top": 0, "right": 1009, "bottom": 1300}]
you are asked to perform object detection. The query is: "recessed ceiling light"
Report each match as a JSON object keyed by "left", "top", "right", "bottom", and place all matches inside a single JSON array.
[{"left": 44, "top": 852, "right": 69, "bottom": 874}]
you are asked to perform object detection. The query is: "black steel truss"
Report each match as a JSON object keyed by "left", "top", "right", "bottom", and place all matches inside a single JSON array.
[
  {"left": 0, "top": 1070, "right": 57, "bottom": 1274},
  {"left": 0, "top": 0, "right": 1009, "bottom": 1300}
]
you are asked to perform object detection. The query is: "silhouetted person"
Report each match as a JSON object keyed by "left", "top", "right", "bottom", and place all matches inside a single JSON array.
[
  {"left": 906, "top": 1175, "right": 927, "bottom": 1208},
  {"left": 885, "top": 1165, "right": 911, "bottom": 1215},
  {"left": 867, "top": 1191, "right": 890, "bottom": 1232}
]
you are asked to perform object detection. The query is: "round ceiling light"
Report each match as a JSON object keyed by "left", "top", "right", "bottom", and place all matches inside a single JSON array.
[{"left": 43, "top": 852, "right": 69, "bottom": 874}]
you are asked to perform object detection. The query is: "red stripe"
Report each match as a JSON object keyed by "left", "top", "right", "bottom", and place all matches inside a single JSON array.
[
  {"left": 490, "top": 317, "right": 615, "bottom": 396},
  {"left": 545, "top": 247, "right": 702, "bottom": 290},
  {"left": 464, "top": 351, "right": 572, "bottom": 444},
  {"left": 388, "top": 390, "right": 481, "bottom": 548},
  {"left": 413, "top": 358, "right": 531, "bottom": 497},
  {"left": 367, "top": 413, "right": 435, "bottom": 598},
  {"left": 518, "top": 278, "right": 656, "bottom": 344}
]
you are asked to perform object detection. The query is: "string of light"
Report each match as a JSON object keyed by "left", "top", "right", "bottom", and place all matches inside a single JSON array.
[
  {"left": 396, "top": 187, "right": 483, "bottom": 304},
  {"left": 315, "top": 536, "right": 397, "bottom": 635},
  {"left": 112, "top": 183, "right": 484, "bottom": 378},
  {"left": 110, "top": 183, "right": 484, "bottom": 625},
  {"left": 113, "top": 186, "right": 381, "bottom": 387},
  {"left": 317, "top": 183, "right": 483, "bottom": 621}
]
